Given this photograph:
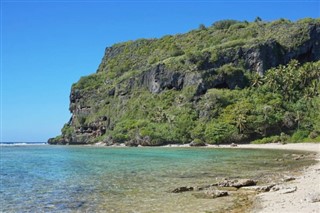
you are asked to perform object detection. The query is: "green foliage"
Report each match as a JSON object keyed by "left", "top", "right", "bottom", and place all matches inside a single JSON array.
[
  {"left": 204, "top": 121, "right": 237, "bottom": 144},
  {"left": 72, "top": 72, "right": 107, "bottom": 91},
  {"left": 212, "top": 20, "right": 240, "bottom": 30},
  {"left": 61, "top": 124, "right": 74, "bottom": 137},
  {"left": 254, "top": 17, "right": 262, "bottom": 23},
  {"left": 58, "top": 18, "right": 320, "bottom": 145},
  {"left": 290, "top": 130, "right": 310, "bottom": 142},
  {"left": 263, "top": 60, "right": 320, "bottom": 101},
  {"left": 251, "top": 135, "right": 281, "bottom": 144},
  {"left": 199, "top": 24, "right": 207, "bottom": 30}
]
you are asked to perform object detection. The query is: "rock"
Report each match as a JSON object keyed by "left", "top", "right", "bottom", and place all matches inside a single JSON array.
[
  {"left": 193, "top": 190, "right": 228, "bottom": 199},
  {"left": 193, "top": 185, "right": 211, "bottom": 191},
  {"left": 282, "top": 177, "right": 296, "bottom": 182},
  {"left": 218, "top": 179, "right": 257, "bottom": 188},
  {"left": 306, "top": 193, "right": 320, "bottom": 203},
  {"left": 125, "top": 140, "right": 139, "bottom": 147},
  {"left": 274, "top": 186, "right": 297, "bottom": 194},
  {"left": 171, "top": 186, "right": 194, "bottom": 193},
  {"left": 241, "top": 184, "right": 276, "bottom": 192},
  {"left": 216, "top": 186, "right": 238, "bottom": 191}
]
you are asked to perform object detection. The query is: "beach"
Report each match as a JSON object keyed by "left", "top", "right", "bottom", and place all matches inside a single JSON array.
[
  {"left": 165, "top": 142, "right": 320, "bottom": 213},
  {"left": 237, "top": 143, "right": 320, "bottom": 213},
  {"left": 204, "top": 143, "right": 320, "bottom": 213}
]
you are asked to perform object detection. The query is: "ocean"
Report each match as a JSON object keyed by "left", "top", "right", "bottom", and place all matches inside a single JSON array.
[{"left": 0, "top": 144, "right": 315, "bottom": 212}]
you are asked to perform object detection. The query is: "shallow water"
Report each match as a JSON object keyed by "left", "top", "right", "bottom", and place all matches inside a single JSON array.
[{"left": 0, "top": 145, "right": 315, "bottom": 212}]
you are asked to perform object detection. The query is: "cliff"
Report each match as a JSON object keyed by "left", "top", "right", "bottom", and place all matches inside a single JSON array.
[{"left": 48, "top": 18, "right": 320, "bottom": 145}]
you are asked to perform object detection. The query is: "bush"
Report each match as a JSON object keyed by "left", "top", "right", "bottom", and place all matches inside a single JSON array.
[
  {"left": 212, "top": 20, "right": 239, "bottom": 30},
  {"left": 204, "top": 121, "right": 237, "bottom": 144},
  {"left": 251, "top": 135, "right": 280, "bottom": 144},
  {"left": 290, "top": 130, "right": 310, "bottom": 142}
]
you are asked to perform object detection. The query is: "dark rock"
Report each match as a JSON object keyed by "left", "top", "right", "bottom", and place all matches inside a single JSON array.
[
  {"left": 125, "top": 140, "right": 139, "bottom": 147},
  {"left": 141, "top": 64, "right": 185, "bottom": 94},
  {"left": 282, "top": 177, "right": 296, "bottom": 182},
  {"left": 171, "top": 186, "right": 194, "bottom": 193},
  {"left": 108, "top": 88, "right": 115, "bottom": 96}
]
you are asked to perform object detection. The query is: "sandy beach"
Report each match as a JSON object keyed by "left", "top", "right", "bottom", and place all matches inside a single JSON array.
[
  {"left": 237, "top": 143, "right": 320, "bottom": 213},
  {"left": 166, "top": 142, "right": 320, "bottom": 213}
]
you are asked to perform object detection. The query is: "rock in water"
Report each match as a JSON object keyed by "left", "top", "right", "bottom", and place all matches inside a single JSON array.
[
  {"left": 171, "top": 186, "right": 194, "bottom": 193},
  {"left": 193, "top": 190, "right": 229, "bottom": 199}
]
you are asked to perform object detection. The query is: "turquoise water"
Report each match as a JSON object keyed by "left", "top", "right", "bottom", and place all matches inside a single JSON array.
[{"left": 0, "top": 145, "right": 314, "bottom": 212}]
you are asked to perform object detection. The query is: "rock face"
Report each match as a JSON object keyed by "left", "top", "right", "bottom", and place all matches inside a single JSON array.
[{"left": 48, "top": 19, "right": 320, "bottom": 145}]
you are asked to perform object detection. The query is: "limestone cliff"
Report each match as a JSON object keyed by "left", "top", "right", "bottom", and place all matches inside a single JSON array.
[{"left": 48, "top": 18, "right": 320, "bottom": 145}]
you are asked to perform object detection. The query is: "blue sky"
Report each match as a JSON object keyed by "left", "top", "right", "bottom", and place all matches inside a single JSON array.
[{"left": 1, "top": 1, "right": 319, "bottom": 142}]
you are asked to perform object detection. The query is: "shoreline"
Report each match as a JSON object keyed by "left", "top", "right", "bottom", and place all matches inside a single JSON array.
[
  {"left": 134, "top": 142, "right": 320, "bottom": 212},
  {"left": 69, "top": 142, "right": 320, "bottom": 212},
  {"left": 237, "top": 143, "right": 320, "bottom": 213},
  {"left": 191, "top": 142, "right": 320, "bottom": 213}
]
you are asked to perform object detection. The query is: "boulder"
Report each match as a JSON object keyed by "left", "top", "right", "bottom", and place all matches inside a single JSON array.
[{"left": 218, "top": 179, "right": 257, "bottom": 188}]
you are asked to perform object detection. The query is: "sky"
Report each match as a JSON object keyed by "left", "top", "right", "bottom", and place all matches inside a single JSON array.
[{"left": 1, "top": 0, "right": 319, "bottom": 142}]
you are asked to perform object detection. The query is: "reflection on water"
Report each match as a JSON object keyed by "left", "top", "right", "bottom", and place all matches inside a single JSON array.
[{"left": 0, "top": 146, "right": 315, "bottom": 212}]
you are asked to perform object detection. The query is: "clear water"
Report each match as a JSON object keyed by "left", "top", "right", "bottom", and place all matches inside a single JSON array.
[{"left": 0, "top": 145, "right": 314, "bottom": 212}]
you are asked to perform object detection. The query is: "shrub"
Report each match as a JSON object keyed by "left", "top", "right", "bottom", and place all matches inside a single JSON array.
[
  {"left": 212, "top": 20, "right": 239, "bottom": 30},
  {"left": 290, "top": 130, "right": 310, "bottom": 142},
  {"left": 251, "top": 135, "right": 280, "bottom": 144},
  {"left": 199, "top": 24, "right": 207, "bottom": 30},
  {"left": 204, "top": 121, "right": 237, "bottom": 144}
]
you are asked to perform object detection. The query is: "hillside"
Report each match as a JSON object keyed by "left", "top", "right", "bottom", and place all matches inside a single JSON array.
[{"left": 48, "top": 18, "right": 320, "bottom": 145}]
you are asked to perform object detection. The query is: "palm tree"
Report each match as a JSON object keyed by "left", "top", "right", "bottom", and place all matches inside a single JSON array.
[
  {"left": 251, "top": 73, "right": 264, "bottom": 88},
  {"left": 236, "top": 113, "right": 247, "bottom": 134}
]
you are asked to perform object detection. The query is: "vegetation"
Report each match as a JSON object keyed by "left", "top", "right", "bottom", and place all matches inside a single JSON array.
[{"left": 51, "top": 18, "right": 320, "bottom": 145}]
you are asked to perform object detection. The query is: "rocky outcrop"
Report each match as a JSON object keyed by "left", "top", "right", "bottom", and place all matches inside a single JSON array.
[{"left": 48, "top": 19, "right": 320, "bottom": 145}]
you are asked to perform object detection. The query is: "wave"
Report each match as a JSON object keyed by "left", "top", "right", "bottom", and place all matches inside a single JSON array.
[{"left": 0, "top": 142, "right": 47, "bottom": 146}]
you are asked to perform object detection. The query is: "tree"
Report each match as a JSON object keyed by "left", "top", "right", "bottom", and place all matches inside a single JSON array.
[
  {"left": 199, "top": 24, "right": 207, "bottom": 30},
  {"left": 236, "top": 114, "right": 247, "bottom": 134},
  {"left": 251, "top": 73, "right": 264, "bottom": 88},
  {"left": 255, "top": 17, "right": 262, "bottom": 22}
]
